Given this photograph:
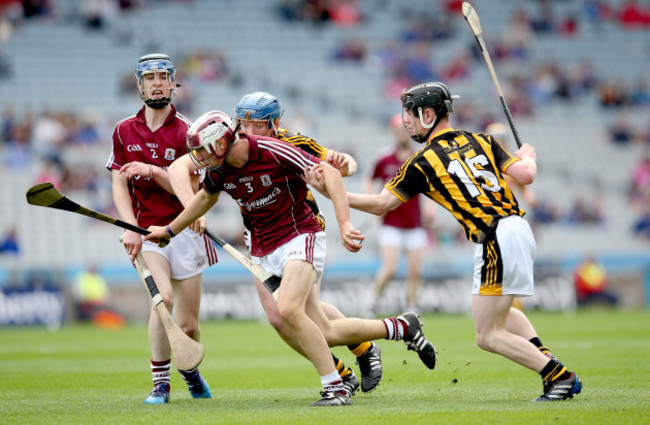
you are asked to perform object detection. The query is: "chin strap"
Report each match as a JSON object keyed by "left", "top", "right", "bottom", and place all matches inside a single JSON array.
[
  {"left": 413, "top": 107, "right": 441, "bottom": 144},
  {"left": 144, "top": 97, "right": 172, "bottom": 109}
]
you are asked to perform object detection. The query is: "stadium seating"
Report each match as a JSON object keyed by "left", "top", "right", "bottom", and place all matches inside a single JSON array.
[{"left": 0, "top": 0, "right": 648, "bottom": 286}]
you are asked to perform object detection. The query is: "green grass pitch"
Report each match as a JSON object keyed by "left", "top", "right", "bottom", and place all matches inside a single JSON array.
[{"left": 1, "top": 309, "right": 648, "bottom": 424}]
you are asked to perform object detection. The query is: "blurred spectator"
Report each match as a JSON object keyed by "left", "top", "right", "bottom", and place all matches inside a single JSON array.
[
  {"left": 598, "top": 81, "right": 628, "bottom": 108},
  {"left": 0, "top": 225, "right": 19, "bottom": 255},
  {"left": 558, "top": 14, "right": 578, "bottom": 37},
  {"left": 566, "top": 193, "right": 605, "bottom": 225},
  {"left": 583, "top": 0, "right": 613, "bottom": 28},
  {"left": 74, "top": 110, "right": 102, "bottom": 147},
  {"left": 73, "top": 264, "right": 126, "bottom": 329},
  {"left": 609, "top": 115, "right": 634, "bottom": 144},
  {"left": 22, "top": 0, "right": 52, "bottom": 19},
  {"left": 5, "top": 120, "right": 32, "bottom": 169},
  {"left": 329, "top": 0, "right": 361, "bottom": 27},
  {"left": 629, "top": 78, "right": 650, "bottom": 106},
  {"left": 1, "top": 104, "right": 16, "bottom": 143},
  {"left": 442, "top": 52, "right": 470, "bottom": 81},
  {"left": 31, "top": 111, "right": 68, "bottom": 164},
  {"left": 530, "top": 0, "right": 555, "bottom": 34},
  {"left": 34, "top": 158, "right": 63, "bottom": 189},
  {"left": 630, "top": 152, "right": 650, "bottom": 204},
  {"left": 573, "top": 256, "right": 618, "bottom": 306},
  {"left": 333, "top": 37, "right": 366, "bottom": 61},
  {"left": 633, "top": 194, "right": 650, "bottom": 238},
  {"left": 531, "top": 198, "right": 561, "bottom": 224},
  {"left": 618, "top": 0, "right": 650, "bottom": 29},
  {"left": 403, "top": 42, "right": 437, "bottom": 83},
  {"left": 277, "top": 0, "right": 303, "bottom": 21}
]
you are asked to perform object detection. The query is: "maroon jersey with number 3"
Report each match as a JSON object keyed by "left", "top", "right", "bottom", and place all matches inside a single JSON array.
[
  {"left": 106, "top": 105, "right": 192, "bottom": 228},
  {"left": 201, "top": 134, "right": 323, "bottom": 257}
]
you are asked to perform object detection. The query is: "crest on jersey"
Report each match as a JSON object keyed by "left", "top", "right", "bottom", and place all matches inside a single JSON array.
[
  {"left": 164, "top": 148, "right": 176, "bottom": 161},
  {"left": 261, "top": 174, "right": 272, "bottom": 187}
]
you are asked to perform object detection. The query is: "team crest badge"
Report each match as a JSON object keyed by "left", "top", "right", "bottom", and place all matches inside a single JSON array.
[
  {"left": 261, "top": 174, "right": 272, "bottom": 187},
  {"left": 164, "top": 148, "right": 176, "bottom": 161}
]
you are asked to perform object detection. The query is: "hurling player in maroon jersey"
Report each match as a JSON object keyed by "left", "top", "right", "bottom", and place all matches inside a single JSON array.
[
  {"left": 107, "top": 54, "right": 217, "bottom": 404},
  {"left": 168, "top": 92, "right": 382, "bottom": 395},
  {"left": 145, "top": 111, "right": 437, "bottom": 406},
  {"left": 364, "top": 114, "right": 435, "bottom": 315}
]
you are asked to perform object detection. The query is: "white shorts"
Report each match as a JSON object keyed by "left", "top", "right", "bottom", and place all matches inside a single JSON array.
[
  {"left": 251, "top": 232, "right": 326, "bottom": 281},
  {"left": 472, "top": 215, "right": 536, "bottom": 297},
  {"left": 378, "top": 225, "right": 428, "bottom": 250},
  {"left": 142, "top": 228, "right": 218, "bottom": 280}
]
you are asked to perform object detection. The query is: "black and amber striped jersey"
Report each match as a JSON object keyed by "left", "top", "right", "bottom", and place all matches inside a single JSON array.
[
  {"left": 386, "top": 128, "right": 524, "bottom": 243},
  {"left": 276, "top": 128, "right": 328, "bottom": 229}
]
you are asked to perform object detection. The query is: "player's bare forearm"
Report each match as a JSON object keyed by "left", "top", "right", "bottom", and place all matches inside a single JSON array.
[
  {"left": 145, "top": 189, "right": 219, "bottom": 244},
  {"left": 320, "top": 163, "right": 364, "bottom": 251},
  {"left": 119, "top": 161, "right": 174, "bottom": 194},
  {"left": 112, "top": 170, "right": 138, "bottom": 227},
  {"left": 112, "top": 170, "right": 142, "bottom": 257},
  {"left": 348, "top": 187, "right": 402, "bottom": 216}
]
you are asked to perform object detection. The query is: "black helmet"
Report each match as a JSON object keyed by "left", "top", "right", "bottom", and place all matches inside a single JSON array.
[
  {"left": 401, "top": 82, "right": 456, "bottom": 118},
  {"left": 400, "top": 82, "right": 458, "bottom": 143}
]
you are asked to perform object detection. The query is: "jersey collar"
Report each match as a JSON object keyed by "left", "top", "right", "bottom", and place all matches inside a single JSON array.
[{"left": 427, "top": 127, "right": 455, "bottom": 144}]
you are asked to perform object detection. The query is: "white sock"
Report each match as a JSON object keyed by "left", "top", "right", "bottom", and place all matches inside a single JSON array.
[{"left": 321, "top": 371, "right": 345, "bottom": 394}]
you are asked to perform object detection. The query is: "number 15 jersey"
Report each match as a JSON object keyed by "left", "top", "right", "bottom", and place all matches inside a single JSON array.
[{"left": 386, "top": 128, "right": 524, "bottom": 243}]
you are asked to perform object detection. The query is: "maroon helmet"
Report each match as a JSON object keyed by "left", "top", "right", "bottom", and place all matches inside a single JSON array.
[{"left": 186, "top": 110, "right": 239, "bottom": 171}]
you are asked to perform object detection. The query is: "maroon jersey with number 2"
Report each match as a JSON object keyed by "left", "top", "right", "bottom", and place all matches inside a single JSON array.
[
  {"left": 106, "top": 105, "right": 191, "bottom": 228},
  {"left": 201, "top": 134, "right": 323, "bottom": 257}
]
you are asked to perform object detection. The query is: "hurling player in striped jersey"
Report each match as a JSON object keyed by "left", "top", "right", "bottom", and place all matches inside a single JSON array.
[
  {"left": 233, "top": 92, "right": 382, "bottom": 395},
  {"left": 330, "top": 82, "right": 582, "bottom": 402},
  {"left": 147, "top": 111, "right": 437, "bottom": 406}
]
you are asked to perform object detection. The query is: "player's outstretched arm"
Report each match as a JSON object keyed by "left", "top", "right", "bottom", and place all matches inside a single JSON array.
[
  {"left": 348, "top": 187, "right": 402, "bottom": 216},
  {"left": 145, "top": 189, "right": 220, "bottom": 245},
  {"left": 318, "top": 162, "right": 364, "bottom": 252}
]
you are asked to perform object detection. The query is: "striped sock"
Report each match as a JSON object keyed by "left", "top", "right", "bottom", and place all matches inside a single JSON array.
[
  {"left": 530, "top": 337, "right": 554, "bottom": 358},
  {"left": 349, "top": 341, "right": 372, "bottom": 357},
  {"left": 332, "top": 354, "right": 352, "bottom": 378},
  {"left": 382, "top": 317, "right": 407, "bottom": 341},
  {"left": 540, "top": 359, "right": 571, "bottom": 384},
  {"left": 151, "top": 359, "right": 171, "bottom": 389},
  {"left": 321, "top": 371, "right": 346, "bottom": 396}
]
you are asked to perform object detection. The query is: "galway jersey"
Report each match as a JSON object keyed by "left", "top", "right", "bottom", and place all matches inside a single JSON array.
[
  {"left": 106, "top": 105, "right": 191, "bottom": 228},
  {"left": 201, "top": 134, "right": 323, "bottom": 257},
  {"left": 386, "top": 128, "right": 524, "bottom": 243},
  {"left": 370, "top": 147, "right": 422, "bottom": 229}
]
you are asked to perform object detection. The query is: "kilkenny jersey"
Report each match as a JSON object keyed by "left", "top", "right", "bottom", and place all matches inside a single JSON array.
[
  {"left": 386, "top": 128, "right": 524, "bottom": 243},
  {"left": 276, "top": 128, "right": 328, "bottom": 229},
  {"left": 201, "top": 134, "right": 323, "bottom": 257}
]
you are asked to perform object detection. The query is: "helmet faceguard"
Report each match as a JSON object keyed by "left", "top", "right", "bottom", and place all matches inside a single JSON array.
[
  {"left": 135, "top": 53, "right": 178, "bottom": 109},
  {"left": 234, "top": 92, "right": 284, "bottom": 133},
  {"left": 186, "top": 111, "right": 239, "bottom": 172},
  {"left": 400, "top": 82, "right": 459, "bottom": 143}
]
